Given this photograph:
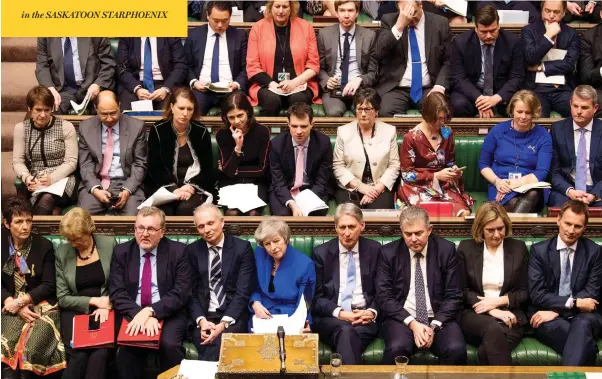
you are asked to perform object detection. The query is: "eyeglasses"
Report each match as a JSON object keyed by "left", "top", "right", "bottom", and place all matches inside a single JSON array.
[
  {"left": 356, "top": 107, "right": 375, "bottom": 114},
  {"left": 134, "top": 226, "right": 162, "bottom": 235}
]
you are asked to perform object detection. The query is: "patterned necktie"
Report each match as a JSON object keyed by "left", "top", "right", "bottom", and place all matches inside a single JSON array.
[
  {"left": 99, "top": 127, "right": 114, "bottom": 190},
  {"left": 576, "top": 128, "right": 587, "bottom": 192},
  {"left": 211, "top": 33, "right": 220, "bottom": 83},
  {"left": 141, "top": 252, "right": 153, "bottom": 306},
  {"left": 483, "top": 45, "right": 494, "bottom": 96},
  {"left": 290, "top": 145, "right": 305, "bottom": 197},
  {"left": 409, "top": 27, "right": 423, "bottom": 104},
  {"left": 341, "top": 32, "right": 351, "bottom": 88},
  {"left": 210, "top": 246, "right": 225, "bottom": 306},
  {"left": 63, "top": 38, "right": 77, "bottom": 90},
  {"left": 340, "top": 251, "right": 356, "bottom": 312},
  {"left": 558, "top": 248, "right": 572, "bottom": 297},
  {"left": 414, "top": 253, "right": 429, "bottom": 325},
  {"left": 143, "top": 38, "right": 155, "bottom": 93}
]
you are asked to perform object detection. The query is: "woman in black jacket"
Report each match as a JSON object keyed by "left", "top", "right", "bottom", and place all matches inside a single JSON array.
[{"left": 145, "top": 87, "right": 215, "bottom": 216}]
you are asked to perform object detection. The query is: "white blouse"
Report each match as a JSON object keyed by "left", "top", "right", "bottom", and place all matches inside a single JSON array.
[{"left": 482, "top": 242, "right": 504, "bottom": 298}]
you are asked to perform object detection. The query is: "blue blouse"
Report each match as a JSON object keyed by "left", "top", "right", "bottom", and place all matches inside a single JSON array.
[
  {"left": 250, "top": 244, "right": 316, "bottom": 323},
  {"left": 478, "top": 120, "right": 552, "bottom": 204}
]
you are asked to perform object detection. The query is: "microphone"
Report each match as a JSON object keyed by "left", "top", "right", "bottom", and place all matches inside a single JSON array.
[{"left": 277, "top": 326, "right": 286, "bottom": 375}]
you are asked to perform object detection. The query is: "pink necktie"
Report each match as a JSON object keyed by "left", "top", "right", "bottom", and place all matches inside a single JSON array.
[
  {"left": 141, "top": 252, "right": 153, "bottom": 307},
  {"left": 290, "top": 145, "right": 305, "bottom": 197},
  {"left": 99, "top": 127, "right": 114, "bottom": 190}
]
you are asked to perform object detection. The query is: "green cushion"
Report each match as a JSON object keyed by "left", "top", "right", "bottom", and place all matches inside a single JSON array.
[
  {"left": 550, "top": 111, "right": 562, "bottom": 118},
  {"left": 343, "top": 110, "right": 355, "bottom": 117},
  {"left": 207, "top": 107, "right": 222, "bottom": 116},
  {"left": 454, "top": 136, "right": 487, "bottom": 193},
  {"left": 407, "top": 109, "right": 422, "bottom": 116},
  {"left": 356, "top": 12, "right": 374, "bottom": 23}
]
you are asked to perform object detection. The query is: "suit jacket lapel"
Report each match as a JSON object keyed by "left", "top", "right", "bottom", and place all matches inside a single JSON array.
[
  {"left": 284, "top": 136, "right": 296, "bottom": 179},
  {"left": 329, "top": 240, "right": 341, "bottom": 296},
  {"left": 358, "top": 238, "right": 370, "bottom": 295},
  {"left": 549, "top": 240, "right": 561, "bottom": 289},
  {"left": 198, "top": 27, "right": 209, "bottom": 74},
  {"left": 589, "top": 121, "right": 601, "bottom": 174},
  {"left": 474, "top": 242, "right": 484, "bottom": 295},
  {"left": 426, "top": 239, "right": 436, "bottom": 301},
  {"left": 424, "top": 15, "right": 432, "bottom": 63},
  {"left": 52, "top": 38, "right": 65, "bottom": 86},
  {"left": 156, "top": 38, "right": 167, "bottom": 78},
  {"left": 493, "top": 36, "right": 502, "bottom": 79},
  {"left": 471, "top": 34, "right": 482, "bottom": 79},
  {"left": 501, "top": 241, "right": 514, "bottom": 295},
  {"left": 156, "top": 239, "right": 168, "bottom": 297},
  {"left": 330, "top": 26, "right": 339, "bottom": 76},
  {"left": 93, "top": 121, "right": 104, "bottom": 166},
  {"left": 197, "top": 241, "right": 210, "bottom": 301},
  {"left": 78, "top": 38, "right": 90, "bottom": 76},
  {"left": 134, "top": 38, "right": 142, "bottom": 80},
  {"left": 65, "top": 246, "right": 78, "bottom": 296},
  {"left": 571, "top": 240, "right": 586, "bottom": 290},
  {"left": 119, "top": 118, "right": 130, "bottom": 167},
  {"left": 566, "top": 119, "right": 576, "bottom": 168},
  {"left": 221, "top": 236, "right": 234, "bottom": 283},
  {"left": 306, "top": 133, "right": 318, "bottom": 175},
  {"left": 355, "top": 27, "right": 363, "bottom": 70},
  {"left": 129, "top": 241, "right": 141, "bottom": 300},
  {"left": 226, "top": 29, "right": 235, "bottom": 75},
  {"left": 401, "top": 243, "right": 411, "bottom": 299}
]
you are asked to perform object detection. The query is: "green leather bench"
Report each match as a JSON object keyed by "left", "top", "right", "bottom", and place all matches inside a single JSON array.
[{"left": 43, "top": 234, "right": 602, "bottom": 366}]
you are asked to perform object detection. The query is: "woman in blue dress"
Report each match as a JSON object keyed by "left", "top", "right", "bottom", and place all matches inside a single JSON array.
[{"left": 478, "top": 90, "right": 553, "bottom": 213}]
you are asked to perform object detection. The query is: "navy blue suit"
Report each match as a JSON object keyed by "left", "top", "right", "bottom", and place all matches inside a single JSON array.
[
  {"left": 186, "top": 235, "right": 256, "bottom": 361},
  {"left": 311, "top": 237, "right": 381, "bottom": 364},
  {"left": 268, "top": 129, "right": 334, "bottom": 216},
  {"left": 185, "top": 25, "right": 248, "bottom": 114},
  {"left": 521, "top": 20, "right": 580, "bottom": 117},
  {"left": 528, "top": 236, "right": 602, "bottom": 366},
  {"left": 450, "top": 29, "right": 524, "bottom": 117},
  {"left": 109, "top": 237, "right": 190, "bottom": 379},
  {"left": 549, "top": 117, "right": 602, "bottom": 207},
  {"left": 376, "top": 235, "right": 466, "bottom": 365}
]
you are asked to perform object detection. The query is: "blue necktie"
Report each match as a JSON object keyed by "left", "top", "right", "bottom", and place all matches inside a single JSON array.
[
  {"left": 409, "top": 27, "right": 423, "bottom": 104},
  {"left": 63, "top": 38, "right": 77, "bottom": 91},
  {"left": 576, "top": 128, "right": 587, "bottom": 192},
  {"left": 558, "top": 248, "right": 572, "bottom": 297},
  {"left": 340, "top": 251, "right": 356, "bottom": 312},
  {"left": 211, "top": 33, "right": 220, "bottom": 83},
  {"left": 143, "top": 38, "right": 155, "bottom": 93},
  {"left": 340, "top": 32, "right": 351, "bottom": 89}
]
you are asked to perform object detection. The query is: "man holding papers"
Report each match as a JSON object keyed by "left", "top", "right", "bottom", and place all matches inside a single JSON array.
[
  {"left": 522, "top": 0, "right": 580, "bottom": 117},
  {"left": 186, "top": 204, "right": 256, "bottom": 361},
  {"left": 549, "top": 85, "right": 602, "bottom": 207},
  {"left": 109, "top": 207, "right": 191, "bottom": 379},
  {"left": 269, "top": 102, "right": 334, "bottom": 216},
  {"left": 312, "top": 204, "right": 382, "bottom": 364}
]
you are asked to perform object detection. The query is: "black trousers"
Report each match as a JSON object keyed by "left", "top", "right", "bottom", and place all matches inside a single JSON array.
[
  {"left": 504, "top": 189, "right": 543, "bottom": 214},
  {"left": 458, "top": 310, "right": 523, "bottom": 365},
  {"left": 534, "top": 86, "right": 572, "bottom": 118},
  {"left": 378, "top": 87, "right": 434, "bottom": 117},
  {"left": 269, "top": 184, "right": 330, "bottom": 216},
  {"left": 335, "top": 187, "right": 395, "bottom": 210},
  {"left": 192, "top": 312, "right": 249, "bottom": 362},
  {"left": 257, "top": 88, "right": 313, "bottom": 116},
  {"left": 62, "top": 346, "right": 112, "bottom": 379},
  {"left": 312, "top": 316, "right": 378, "bottom": 365},
  {"left": 451, "top": 91, "right": 507, "bottom": 118},
  {"left": 115, "top": 313, "right": 187, "bottom": 379}
]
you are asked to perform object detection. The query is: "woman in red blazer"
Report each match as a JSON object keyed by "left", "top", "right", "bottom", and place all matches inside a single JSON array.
[{"left": 247, "top": 0, "right": 321, "bottom": 116}]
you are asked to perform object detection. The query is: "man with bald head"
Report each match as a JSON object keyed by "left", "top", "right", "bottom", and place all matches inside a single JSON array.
[{"left": 77, "top": 90, "right": 147, "bottom": 215}]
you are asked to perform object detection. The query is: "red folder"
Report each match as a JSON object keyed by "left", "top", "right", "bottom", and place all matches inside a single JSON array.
[
  {"left": 72, "top": 311, "right": 115, "bottom": 349},
  {"left": 548, "top": 207, "right": 602, "bottom": 217},
  {"left": 117, "top": 318, "right": 163, "bottom": 349},
  {"left": 419, "top": 202, "right": 454, "bottom": 217}
]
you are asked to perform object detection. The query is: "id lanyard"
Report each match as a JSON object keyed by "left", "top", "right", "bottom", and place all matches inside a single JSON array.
[
  {"left": 511, "top": 122, "right": 529, "bottom": 173},
  {"left": 276, "top": 25, "right": 290, "bottom": 73}
]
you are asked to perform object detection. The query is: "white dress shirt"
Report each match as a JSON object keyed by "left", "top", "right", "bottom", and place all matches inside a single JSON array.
[
  {"left": 60, "top": 37, "right": 83, "bottom": 84},
  {"left": 482, "top": 242, "right": 504, "bottom": 299},
  {"left": 556, "top": 236, "right": 577, "bottom": 308},
  {"left": 332, "top": 241, "right": 378, "bottom": 319},
  {"left": 390, "top": 14, "right": 433, "bottom": 89},
  {"left": 198, "top": 25, "right": 233, "bottom": 84},
  {"left": 570, "top": 120, "right": 594, "bottom": 187},
  {"left": 139, "top": 37, "right": 164, "bottom": 81},
  {"left": 403, "top": 243, "right": 441, "bottom": 327},
  {"left": 334, "top": 25, "right": 360, "bottom": 82}
]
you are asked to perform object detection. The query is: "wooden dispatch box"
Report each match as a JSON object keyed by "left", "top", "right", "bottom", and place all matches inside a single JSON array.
[{"left": 216, "top": 333, "right": 320, "bottom": 379}]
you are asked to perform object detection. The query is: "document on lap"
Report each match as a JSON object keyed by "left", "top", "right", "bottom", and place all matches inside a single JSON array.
[
  {"left": 70, "top": 91, "right": 92, "bottom": 115},
  {"left": 536, "top": 49, "right": 568, "bottom": 85},
  {"left": 442, "top": 0, "right": 468, "bottom": 16},
  {"left": 293, "top": 190, "right": 328, "bottom": 216},
  {"left": 32, "top": 177, "right": 69, "bottom": 197},
  {"left": 138, "top": 187, "right": 179, "bottom": 209},
  {"left": 218, "top": 184, "right": 266, "bottom": 213},
  {"left": 268, "top": 83, "right": 308, "bottom": 97},
  {"left": 498, "top": 10, "right": 529, "bottom": 24},
  {"left": 513, "top": 182, "right": 551, "bottom": 193},
  {"left": 207, "top": 81, "right": 233, "bottom": 93},
  {"left": 131, "top": 99, "right": 154, "bottom": 111},
  {"left": 252, "top": 295, "right": 307, "bottom": 335}
]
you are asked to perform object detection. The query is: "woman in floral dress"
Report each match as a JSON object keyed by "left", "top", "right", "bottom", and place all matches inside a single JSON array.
[{"left": 397, "top": 92, "right": 473, "bottom": 216}]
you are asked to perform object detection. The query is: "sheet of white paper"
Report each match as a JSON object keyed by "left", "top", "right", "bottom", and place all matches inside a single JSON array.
[
  {"left": 70, "top": 91, "right": 92, "bottom": 115},
  {"left": 543, "top": 48, "right": 567, "bottom": 61},
  {"left": 498, "top": 10, "right": 529, "bottom": 24},
  {"left": 269, "top": 84, "right": 308, "bottom": 97},
  {"left": 252, "top": 295, "right": 307, "bottom": 335},
  {"left": 252, "top": 314, "right": 289, "bottom": 334},
  {"left": 236, "top": 196, "right": 267, "bottom": 213},
  {"left": 585, "top": 373, "right": 602, "bottom": 379},
  {"left": 442, "top": 0, "right": 467, "bottom": 16},
  {"left": 535, "top": 72, "right": 565, "bottom": 85},
  {"left": 178, "top": 359, "right": 218, "bottom": 379},
  {"left": 131, "top": 100, "right": 154, "bottom": 112},
  {"left": 138, "top": 187, "right": 179, "bottom": 209},
  {"left": 218, "top": 184, "right": 265, "bottom": 212},
  {"left": 231, "top": 7, "right": 244, "bottom": 22},
  {"left": 208, "top": 81, "right": 233, "bottom": 93},
  {"left": 32, "top": 177, "right": 69, "bottom": 197},
  {"left": 294, "top": 189, "right": 328, "bottom": 216},
  {"left": 513, "top": 182, "right": 551, "bottom": 194},
  {"left": 286, "top": 293, "right": 308, "bottom": 334}
]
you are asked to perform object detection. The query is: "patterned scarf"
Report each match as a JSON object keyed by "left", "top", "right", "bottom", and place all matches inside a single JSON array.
[{"left": 3, "top": 236, "right": 32, "bottom": 296}]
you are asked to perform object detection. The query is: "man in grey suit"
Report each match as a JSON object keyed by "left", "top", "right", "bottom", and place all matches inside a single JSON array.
[
  {"left": 375, "top": 0, "right": 453, "bottom": 117},
  {"left": 318, "top": 0, "right": 378, "bottom": 116},
  {"left": 77, "top": 91, "right": 147, "bottom": 215},
  {"left": 36, "top": 38, "right": 115, "bottom": 114}
]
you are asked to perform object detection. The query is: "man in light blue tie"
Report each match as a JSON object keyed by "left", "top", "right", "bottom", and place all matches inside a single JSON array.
[
  {"left": 528, "top": 200, "right": 602, "bottom": 365},
  {"left": 549, "top": 85, "right": 602, "bottom": 207},
  {"left": 312, "top": 203, "right": 382, "bottom": 364}
]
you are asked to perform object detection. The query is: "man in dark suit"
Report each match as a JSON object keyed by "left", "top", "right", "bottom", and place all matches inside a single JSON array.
[
  {"left": 450, "top": 5, "right": 524, "bottom": 118},
  {"left": 269, "top": 102, "right": 333, "bottom": 216},
  {"left": 185, "top": 1, "right": 248, "bottom": 115},
  {"left": 117, "top": 37, "right": 187, "bottom": 111},
  {"left": 36, "top": 37, "right": 115, "bottom": 114},
  {"left": 550, "top": 85, "right": 602, "bottom": 207},
  {"left": 528, "top": 200, "right": 602, "bottom": 366},
  {"left": 77, "top": 91, "right": 147, "bottom": 215},
  {"left": 187, "top": 203, "right": 256, "bottom": 361},
  {"left": 109, "top": 207, "right": 191, "bottom": 379},
  {"left": 580, "top": 13, "right": 602, "bottom": 117},
  {"left": 375, "top": 0, "right": 453, "bottom": 117},
  {"left": 522, "top": 0, "right": 580, "bottom": 117},
  {"left": 317, "top": 0, "right": 378, "bottom": 116},
  {"left": 312, "top": 203, "right": 381, "bottom": 364},
  {"left": 376, "top": 206, "right": 466, "bottom": 365}
]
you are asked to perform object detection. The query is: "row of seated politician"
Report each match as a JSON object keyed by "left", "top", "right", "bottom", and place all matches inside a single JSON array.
[
  {"left": 36, "top": 0, "right": 602, "bottom": 119},
  {"left": 1, "top": 196, "right": 601, "bottom": 379},
  {"left": 13, "top": 79, "right": 602, "bottom": 218}
]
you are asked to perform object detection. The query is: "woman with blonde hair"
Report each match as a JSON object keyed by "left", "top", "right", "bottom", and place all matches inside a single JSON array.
[
  {"left": 56, "top": 207, "right": 115, "bottom": 379},
  {"left": 478, "top": 90, "right": 553, "bottom": 213}
]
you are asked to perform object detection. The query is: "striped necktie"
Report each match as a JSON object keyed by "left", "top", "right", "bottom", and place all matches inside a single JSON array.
[{"left": 210, "top": 246, "right": 225, "bottom": 306}]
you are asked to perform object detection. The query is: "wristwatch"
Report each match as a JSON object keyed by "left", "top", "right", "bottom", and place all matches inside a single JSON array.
[
  {"left": 221, "top": 320, "right": 231, "bottom": 329},
  {"left": 148, "top": 307, "right": 156, "bottom": 317}
]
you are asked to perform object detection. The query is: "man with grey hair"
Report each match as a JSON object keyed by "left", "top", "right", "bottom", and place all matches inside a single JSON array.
[
  {"left": 311, "top": 203, "right": 382, "bottom": 364},
  {"left": 186, "top": 203, "right": 256, "bottom": 361},
  {"left": 109, "top": 206, "right": 191, "bottom": 379},
  {"left": 549, "top": 85, "right": 602, "bottom": 207},
  {"left": 376, "top": 206, "right": 466, "bottom": 364}
]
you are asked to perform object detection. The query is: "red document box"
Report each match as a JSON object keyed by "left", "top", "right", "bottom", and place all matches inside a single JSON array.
[
  {"left": 420, "top": 202, "right": 454, "bottom": 217},
  {"left": 72, "top": 311, "right": 115, "bottom": 349},
  {"left": 117, "top": 318, "right": 163, "bottom": 349}
]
